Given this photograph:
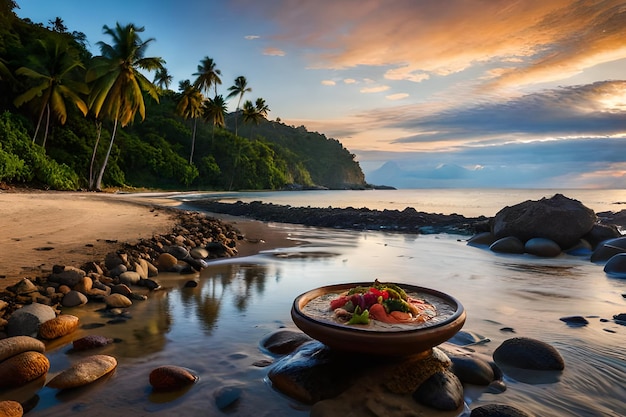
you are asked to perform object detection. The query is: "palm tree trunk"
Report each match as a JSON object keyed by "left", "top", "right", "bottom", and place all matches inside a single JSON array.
[
  {"left": 189, "top": 117, "right": 197, "bottom": 164},
  {"left": 95, "top": 116, "right": 119, "bottom": 191},
  {"left": 89, "top": 121, "right": 102, "bottom": 190},
  {"left": 234, "top": 96, "right": 243, "bottom": 137},
  {"left": 32, "top": 102, "right": 47, "bottom": 144},
  {"left": 41, "top": 104, "right": 51, "bottom": 149}
]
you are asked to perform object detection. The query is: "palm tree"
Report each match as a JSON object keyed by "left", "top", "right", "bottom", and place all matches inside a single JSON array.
[
  {"left": 242, "top": 98, "right": 270, "bottom": 139},
  {"left": 14, "top": 37, "right": 88, "bottom": 147},
  {"left": 226, "top": 75, "right": 251, "bottom": 137},
  {"left": 86, "top": 22, "right": 164, "bottom": 191},
  {"left": 153, "top": 67, "right": 173, "bottom": 92},
  {"left": 48, "top": 17, "right": 68, "bottom": 33},
  {"left": 203, "top": 94, "right": 227, "bottom": 146},
  {"left": 255, "top": 97, "right": 270, "bottom": 119},
  {"left": 193, "top": 56, "right": 221, "bottom": 97},
  {"left": 176, "top": 79, "right": 204, "bottom": 164}
]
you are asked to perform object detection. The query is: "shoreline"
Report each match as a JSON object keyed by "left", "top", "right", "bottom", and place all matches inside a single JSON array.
[
  {"left": 0, "top": 191, "right": 295, "bottom": 290},
  {"left": 2, "top": 189, "right": 625, "bottom": 291}
]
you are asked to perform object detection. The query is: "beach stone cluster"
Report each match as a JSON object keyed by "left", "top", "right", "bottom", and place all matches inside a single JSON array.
[
  {"left": 262, "top": 329, "right": 561, "bottom": 416},
  {"left": 0, "top": 210, "right": 241, "bottom": 416},
  {"left": 0, "top": 210, "right": 241, "bottom": 333}
]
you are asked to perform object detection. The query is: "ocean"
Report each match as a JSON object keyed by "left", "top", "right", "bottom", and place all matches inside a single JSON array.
[
  {"left": 31, "top": 189, "right": 625, "bottom": 417},
  {"left": 175, "top": 188, "right": 626, "bottom": 217}
]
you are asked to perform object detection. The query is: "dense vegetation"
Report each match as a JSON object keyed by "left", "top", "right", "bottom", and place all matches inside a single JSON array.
[{"left": 0, "top": 1, "right": 366, "bottom": 191}]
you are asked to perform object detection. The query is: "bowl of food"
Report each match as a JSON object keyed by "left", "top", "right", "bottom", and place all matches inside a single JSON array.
[{"left": 291, "top": 280, "right": 466, "bottom": 356}]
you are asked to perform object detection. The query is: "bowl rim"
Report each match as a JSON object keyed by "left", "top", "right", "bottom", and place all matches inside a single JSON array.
[{"left": 292, "top": 281, "right": 465, "bottom": 334}]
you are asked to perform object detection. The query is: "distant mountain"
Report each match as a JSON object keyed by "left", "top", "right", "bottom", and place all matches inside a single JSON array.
[{"left": 367, "top": 162, "right": 474, "bottom": 188}]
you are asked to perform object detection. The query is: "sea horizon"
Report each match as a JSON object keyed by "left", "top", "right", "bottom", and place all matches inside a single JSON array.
[{"left": 166, "top": 187, "right": 626, "bottom": 218}]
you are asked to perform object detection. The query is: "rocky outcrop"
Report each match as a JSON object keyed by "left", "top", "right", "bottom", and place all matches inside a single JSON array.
[
  {"left": 491, "top": 194, "right": 596, "bottom": 249},
  {"left": 468, "top": 194, "right": 625, "bottom": 265},
  {"left": 183, "top": 200, "right": 487, "bottom": 235}
]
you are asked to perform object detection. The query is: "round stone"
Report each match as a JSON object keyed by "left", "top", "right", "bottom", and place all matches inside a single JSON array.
[
  {"left": 39, "top": 315, "right": 80, "bottom": 340},
  {"left": 412, "top": 370, "right": 464, "bottom": 411},
  {"left": 157, "top": 253, "right": 178, "bottom": 271},
  {"left": 0, "top": 351, "right": 50, "bottom": 389},
  {"left": 466, "top": 232, "right": 496, "bottom": 247},
  {"left": 190, "top": 247, "right": 209, "bottom": 259},
  {"left": 74, "top": 276, "right": 93, "bottom": 294},
  {"left": 0, "top": 336, "right": 45, "bottom": 362},
  {"left": 603, "top": 253, "right": 626, "bottom": 278},
  {"left": 489, "top": 236, "right": 525, "bottom": 254},
  {"left": 493, "top": 337, "right": 564, "bottom": 370},
  {"left": 7, "top": 303, "right": 57, "bottom": 337},
  {"left": 104, "top": 293, "right": 132, "bottom": 308},
  {"left": 450, "top": 356, "right": 495, "bottom": 385},
  {"left": 524, "top": 237, "right": 561, "bottom": 257},
  {"left": 111, "top": 284, "right": 133, "bottom": 297},
  {"left": 46, "top": 354, "right": 117, "bottom": 389},
  {"left": 149, "top": 365, "right": 198, "bottom": 391},
  {"left": 72, "top": 335, "right": 115, "bottom": 352},
  {"left": 0, "top": 400, "right": 23, "bottom": 417},
  {"left": 591, "top": 236, "right": 626, "bottom": 263},
  {"left": 167, "top": 245, "right": 190, "bottom": 260},
  {"left": 62, "top": 290, "right": 88, "bottom": 307},
  {"left": 119, "top": 271, "right": 141, "bottom": 286}
]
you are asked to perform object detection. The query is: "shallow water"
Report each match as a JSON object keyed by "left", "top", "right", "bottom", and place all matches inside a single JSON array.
[{"left": 5, "top": 222, "right": 625, "bottom": 416}]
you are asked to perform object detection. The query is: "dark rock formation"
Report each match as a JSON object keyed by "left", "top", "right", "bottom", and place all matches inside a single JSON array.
[
  {"left": 491, "top": 194, "right": 596, "bottom": 249},
  {"left": 493, "top": 337, "right": 564, "bottom": 371},
  {"left": 183, "top": 200, "right": 487, "bottom": 235}
]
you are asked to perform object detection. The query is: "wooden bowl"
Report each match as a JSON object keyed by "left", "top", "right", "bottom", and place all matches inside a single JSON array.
[{"left": 291, "top": 282, "right": 466, "bottom": 356}]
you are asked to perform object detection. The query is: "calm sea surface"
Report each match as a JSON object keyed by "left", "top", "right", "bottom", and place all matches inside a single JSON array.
[
  {"left": 175, "top": 188, "right": 626, "bottom": 217},
  {"left": 13, "top": 189, "right": 626, "bottom": 417}
]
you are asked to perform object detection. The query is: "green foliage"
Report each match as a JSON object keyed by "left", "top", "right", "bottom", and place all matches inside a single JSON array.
[
  {"left": 0, "top": 147, "right": 27, "bottom": 181},
  {"left": 0, "top": 111, "right": 78, "bottom": 189},
  {"left": 0, "top": 13, "right": 367, "bottom": 192}
]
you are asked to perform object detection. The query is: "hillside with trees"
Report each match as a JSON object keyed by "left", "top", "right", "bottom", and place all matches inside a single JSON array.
[{"left": 0, "top": 1, "right": 367, "bottom": 191}]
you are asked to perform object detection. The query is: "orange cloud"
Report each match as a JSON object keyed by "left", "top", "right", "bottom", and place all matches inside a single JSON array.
[
  {"left": 235, "top": 0, "right": 626, "bottom": 89},
  {"left": 386, "top": 93, "right": 409, "bottom": 101},
  {"left": 263, "top": 47, "right": 286, "bottom": 56},
  {"left": 360, "top": 85, "right": 390, "bottom": 93}
]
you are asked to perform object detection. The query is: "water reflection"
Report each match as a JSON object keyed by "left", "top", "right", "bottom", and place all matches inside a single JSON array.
[{"left": 16, "top": 226, "right": 626, "bottom": 417}]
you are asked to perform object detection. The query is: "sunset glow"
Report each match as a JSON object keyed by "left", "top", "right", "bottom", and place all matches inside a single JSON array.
[{"left": 16, "top": 0, "right": 626, "bottom": 188}]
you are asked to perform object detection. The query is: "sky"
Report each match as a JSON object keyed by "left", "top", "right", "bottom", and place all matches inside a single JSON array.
[{"left": 14, "top": 0, "right": 626, "bottom": 189}]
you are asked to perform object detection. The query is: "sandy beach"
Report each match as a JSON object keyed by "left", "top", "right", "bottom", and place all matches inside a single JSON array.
[{"left": 0, "top": 191, "right": 286, "bottom": 290}]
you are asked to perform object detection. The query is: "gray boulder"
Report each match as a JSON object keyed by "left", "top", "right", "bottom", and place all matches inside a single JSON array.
[
  {"left": 490, "top": 236, "right": 524, "bottom": 254},
  {"left": 467, "top": 232, "right": 496, "bottom": 247},
  {"left": 412, "top": 370, "right": 464, "bottom": 411},
  {"left": 603, "top": 253, "right": 626, "bottom": 277},
  {"left": 524, "top": 238, "right": 561, "bottom": 257},
  {"left": 591, "top": 236, "right": 626, "bottom": 263},
  {"left": 7, "top": 303, "right": 57, "bottom": 337},
  {"left": 492, "top": 194, "right": 596, "bottom": 249},
  {"left": 493, "top": 337, "right": 564, "bottom": 370},
  {"left": 450, "top": 356, "right": 495, "bottom": 385}
]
